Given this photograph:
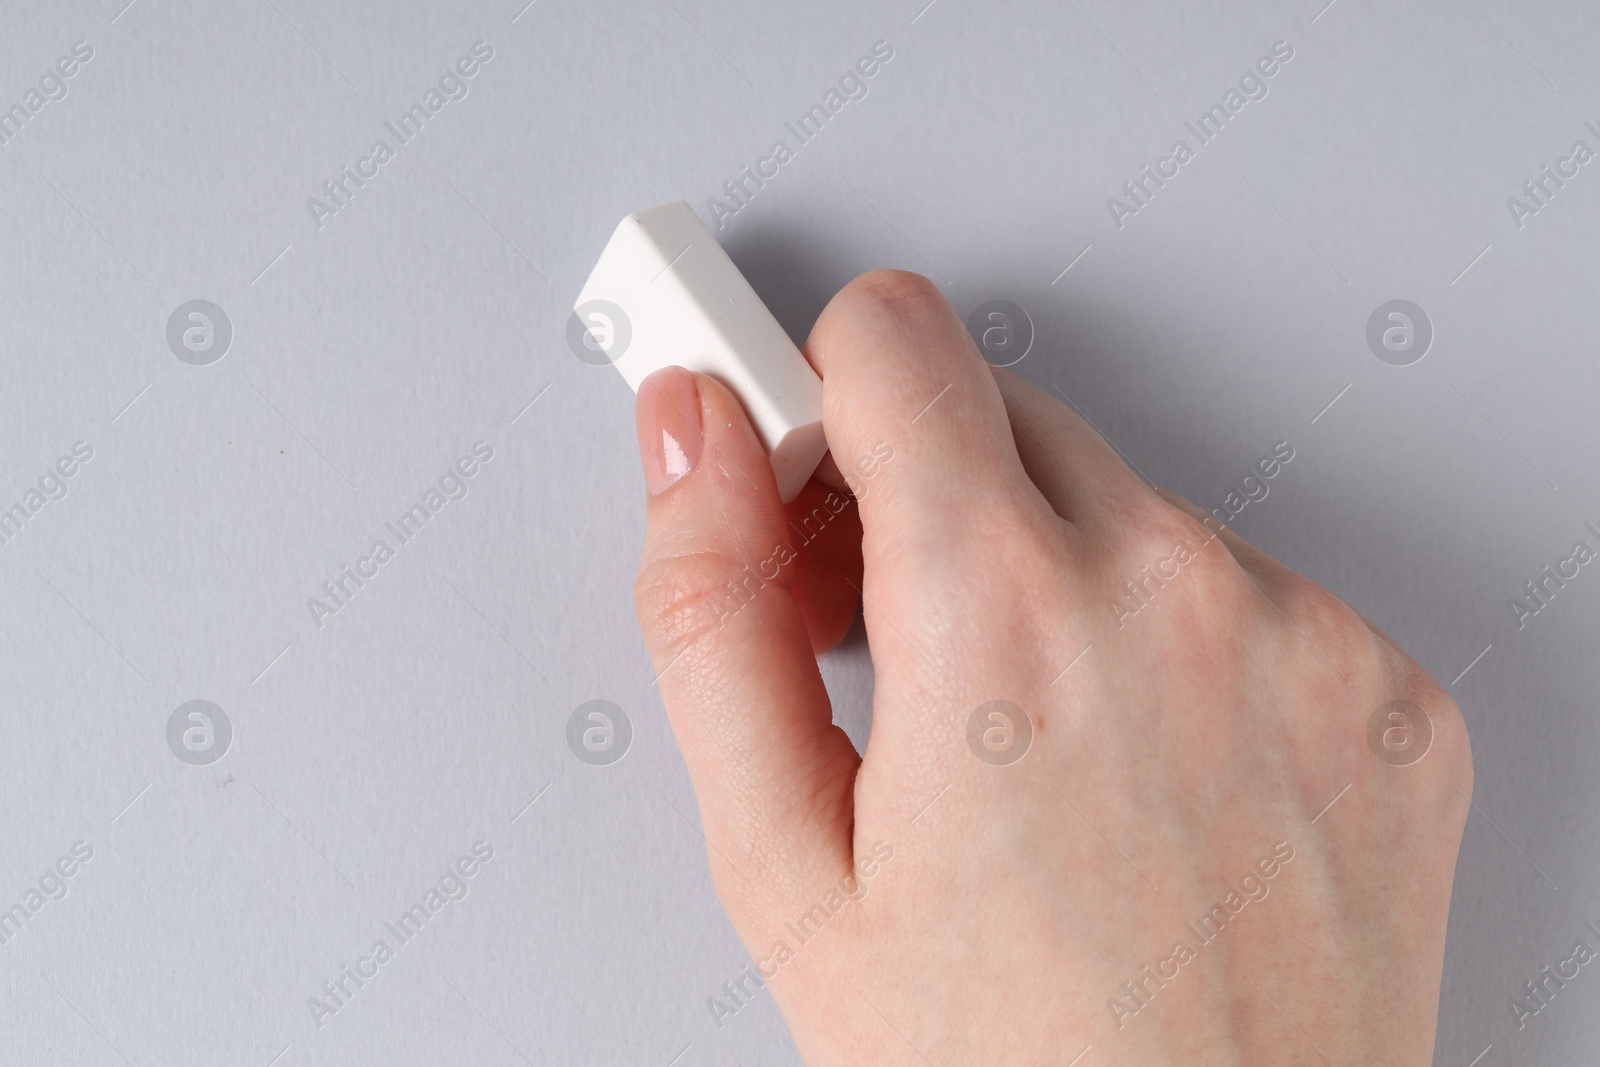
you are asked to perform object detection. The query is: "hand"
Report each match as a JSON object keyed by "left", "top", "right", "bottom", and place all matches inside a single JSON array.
[{"left": 630, "top": 270, "right": 1471, "bottom": 1065}]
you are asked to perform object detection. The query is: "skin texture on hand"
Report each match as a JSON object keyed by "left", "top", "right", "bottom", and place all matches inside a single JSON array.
[{"left": 630, "top": 270, "right": 1472, "bottom": 1066}]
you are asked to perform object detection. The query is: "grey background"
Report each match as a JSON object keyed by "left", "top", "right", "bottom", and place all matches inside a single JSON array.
[{"left": 0, "top": 0, "right": 1595, "bottom": 1063}]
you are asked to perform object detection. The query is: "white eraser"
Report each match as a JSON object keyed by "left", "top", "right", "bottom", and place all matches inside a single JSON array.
[{"left": 572, "top": 200, "right": 827, "bottom": 504}]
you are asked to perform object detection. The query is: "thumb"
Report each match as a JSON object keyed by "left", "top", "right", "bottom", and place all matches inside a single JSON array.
[{"left": 631, "top": 367, "right": 859, "bottom": 915}]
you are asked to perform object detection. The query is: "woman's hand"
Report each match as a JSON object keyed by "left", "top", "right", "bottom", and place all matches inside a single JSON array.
[{"left": 631, "top": 270, "right": 1471, "bottom": 1065}]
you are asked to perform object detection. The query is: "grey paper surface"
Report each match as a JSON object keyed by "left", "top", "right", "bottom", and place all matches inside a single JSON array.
[{"left": 1, "top": 0, "right": 1596, "bottom": 1064}]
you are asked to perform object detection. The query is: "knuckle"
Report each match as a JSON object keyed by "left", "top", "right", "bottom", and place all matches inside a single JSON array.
[
  {"left": 943, "top": 492, "right": 1077, "bottom": 593},
  {"left": 841, "top": 268, "right": 943, "bottom": 313},
  {"left": 1404, "top": 676, "right": 1474, "bottom": 784},
  {"left": 876, "top": 493, "right": 1075, "bottom": 647},
  {"left": 1279, "top": 580, "right": 1374, "bottom": 665},
  {"left": 1119, "top": 496, "right": 1208, "bottom": 561},
  {"left": 962, "top": 491, "right": 1059, "bottom": 554},
  {"left": 1113, "top": 500, "right": 1250, "bottom": 616},
  {"left": 634, "top": 550, "right": 751, "bottom": 655},
  {"left": 814, "top": 269, "right": 952, "bottom": 371},
  {"left": 831, "top": 270, "right": 953, "bottom": 340},
  {"left": 1262, "top": 578, "right": 1392, "bottom": 695}
]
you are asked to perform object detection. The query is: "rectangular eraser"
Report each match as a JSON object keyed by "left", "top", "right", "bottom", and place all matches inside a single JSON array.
[{"left": 573, "top": 200, "right": 827, "bottom": 504}]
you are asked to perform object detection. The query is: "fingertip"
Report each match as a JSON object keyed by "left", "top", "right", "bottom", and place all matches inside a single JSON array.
[{"left": 635, "top": 366, "right": 703, "bottom": 498}]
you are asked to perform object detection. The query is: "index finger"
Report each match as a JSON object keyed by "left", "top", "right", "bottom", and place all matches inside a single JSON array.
[{"left": 803, "top": 271, "right": 1048, "bottom": 551}]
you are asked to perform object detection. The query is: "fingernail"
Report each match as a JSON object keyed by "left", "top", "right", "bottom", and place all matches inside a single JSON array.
[{"left": 636, "top": 367, "right": 703, "bottom": 496}]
